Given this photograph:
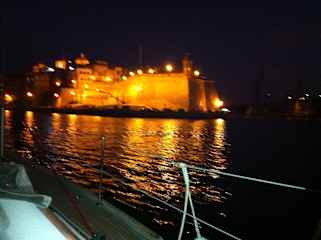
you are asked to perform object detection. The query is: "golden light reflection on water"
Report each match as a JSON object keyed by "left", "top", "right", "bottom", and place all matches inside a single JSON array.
[
  {"left": 159, "top": 120, "right": 178, "bottom": 160},
  {"left": 5, "top": 112, "right": 231, "bottom": 225},
  {"left": 214, "top": 118, "right": 225, "bottom": 149},
  {"left": 23, "top": 111, "right": 35, "bottom": 146}
]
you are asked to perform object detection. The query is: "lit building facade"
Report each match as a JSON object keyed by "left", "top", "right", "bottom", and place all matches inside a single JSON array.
[{"left": 27, "top": 53, "right": 223, "bottom": 112}]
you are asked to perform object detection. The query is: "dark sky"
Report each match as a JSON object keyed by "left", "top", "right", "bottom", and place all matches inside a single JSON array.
[{"left": 1, "top": 1, "right": 320, "bottom": 104}]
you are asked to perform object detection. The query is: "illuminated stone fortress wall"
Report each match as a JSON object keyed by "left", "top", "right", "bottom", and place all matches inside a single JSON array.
[{"left": 27, "top": 54, "right": 223, "bottom": 112}]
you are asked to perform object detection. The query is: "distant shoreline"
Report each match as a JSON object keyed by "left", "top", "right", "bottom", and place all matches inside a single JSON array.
[
  {"left": 7, "top": 106, "right": 229, "bottom": 120},
  {"left": 6, "top": 107, "right": 321, "bottom": 121}
]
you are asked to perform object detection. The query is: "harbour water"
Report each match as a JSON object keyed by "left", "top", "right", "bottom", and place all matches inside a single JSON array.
[{"left": 4, "top": 110, "right": 321, "bottom": 240}]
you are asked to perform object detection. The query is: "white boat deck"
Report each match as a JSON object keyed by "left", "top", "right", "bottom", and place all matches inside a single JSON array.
[
  {"left": 0, "top": 199, "right": 73, "bottom": 240},
  {"left": 23, "top": 163, "right": 163, "bottom": 240}
]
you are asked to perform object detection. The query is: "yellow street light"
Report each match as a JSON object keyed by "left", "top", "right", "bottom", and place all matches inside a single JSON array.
[
  {"left": 213, "top": 98, "right": 224, "bottom": 108},
  {"left": 55, "top": 81, "right": 61, "bottom": 87},
  {"left": 148, "top": 68, "right": 155, "bottom": 74},
  {"left": 84, "top": 84, "right": 89, "bottom": 89},
  {"left": 54, "top": 93, "right": 59, "bottom": 98},
  {"left": 70, "top": 91, "right": 76, "bottom": 96},
  {"left": 26, "top": 92, "right": 33, "bottom": 97},
  {"left": 193, "top": 70, "right": 200, "bottom": 77},
  {"left": 4, "top": 94, "right": 13, "bottom": 102},
  {"left": 165, "top": 64, "right": 173, "bottom": 72},
  {"left": 96, "top": 88, "right": 100, "bottom": 92},
  {"left": 105, "top": 76, "right": 112, "bottom": 82},
  {"left": 137, "top": 69, "right": 143, "bottom": 75},
  {"left": 129, "top": 71, "right": 135, "bottom": 76},
  {"left": 122, "top": 76, "right": 127, "bottom": 80},
  {"left": 71, "top": 80, "right": 77, "bottom": 84}
]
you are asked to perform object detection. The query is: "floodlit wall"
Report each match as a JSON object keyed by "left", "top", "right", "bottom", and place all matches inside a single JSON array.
[{"left": 58, "top": 71, "right": 219, "bottom": 112}]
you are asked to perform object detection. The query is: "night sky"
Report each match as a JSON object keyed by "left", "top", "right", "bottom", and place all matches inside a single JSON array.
[{"left": 1, "top": 1, "right": 320, "bottom": 104}]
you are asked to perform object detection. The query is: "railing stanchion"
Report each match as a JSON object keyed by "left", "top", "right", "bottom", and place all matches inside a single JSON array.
[{"left": 97, "top": 136, "right": 105, "bottom": 205}]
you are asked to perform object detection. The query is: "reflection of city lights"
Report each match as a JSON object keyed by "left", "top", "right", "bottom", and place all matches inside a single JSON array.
[
  {"left": 4, "top": 94, "right": 13, "bottom": 102},
  {"left": 213, "top": 98, "right": 223, "bottom": 108},
  {"left": 129, "top": 71, "right": 135, "bottom": 76},
  {"left": 26, "top": 92, "right": 33, "bottom": 97},
  {"left": 148, "top": 68, "right": 155, "bottom": 74},
  {"left": 54, "top": 93, "right": 59, "bottom": 98},
  {"left": 122, "top": 76, "right": 127, "bottom": 80},
  {"left": 165, "top": 64, "right": 173, "bottom": 72},
  {"left": 84, "top": 84, "right": 89, "bottom": 89},
  {"left": 71, "top": 80, "right": 76, "bottom": 84},
  {"left": 70, "top": 91, "right": 75, "bottom": 96},
  {"left": 55, "top": 81, "right": 61, "bottom": 87},
  {"left": 137, "top": 69, "right": 143, "bottom": 75},
  {"left": 193, "top": 70, "right": 200, "bottom": 76}
]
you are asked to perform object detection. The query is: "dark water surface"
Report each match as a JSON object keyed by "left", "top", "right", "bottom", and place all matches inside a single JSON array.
[{"left": 4, "top": 110, "right": 321, "bottom": 240}]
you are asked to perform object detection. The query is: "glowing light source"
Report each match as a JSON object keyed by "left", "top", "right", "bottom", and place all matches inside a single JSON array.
[
  {"left": 137, "top": 69, "right": 143, "bottom": 75},
  {"left": 129, "top": 72, "right": 135, "bottom": 76},
  {"left": 193, "top": 70, "right": 200, "bottom": 76},
  {"left": 96, "top": 88, "right": 100, "bottom": 92},
  {"left": 299, "top": 97, "right": 305, "bottom": 101},
  {"left": 4, "top": 94, "right": 13, "bottom": 102},
  {"left": 26, "top": 92, "right": 33, "bottom": 97},
  {"left": 288, "top": 96, "right": 292, "bottom": 100},
  {"left": 319, "top": 94, "right": 321, "bottom": 98},
  {"left": 90, "top": 75, "right": 96, "bottom": 80},
  {"left": 221, "top": 107, "right": 231, "bottom": 113},
  {"left": 71, "top": 80, "right": 77, "bottom": 84},
  {"left": 53, "top": 93, "right": 59, "bottom": 98},
  {"left": 165, "top": 64, "right": 173, "bottom": 72},
  {"left": 105, "top": 76, "right": 112, "bottom": 82},
  {"left": 55, "top": 81, "right": 61, "bottom": 87},
  {"left": 84, "top": 84, "right": 89, "bottom": 89},
  {"left": 122, "top": 76, "right": 127, "bottom": 80},
  {"left": 69, "top": 66, "right": 75, "bottom": 71},
  {"left": 213, "top": 98, "right": 224, "bottom": 108},
  {"left": 148, "top": 68, "right": 155, "bottom": 74},
  {"left": 46, "top": 67, "right": 55, "bottom": 72},
  {"left": 305, "top": 93, "right": 309, "bottom": 97},
  {"left": 70, "top": 91, "right": 76, "bottom": 96}
]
